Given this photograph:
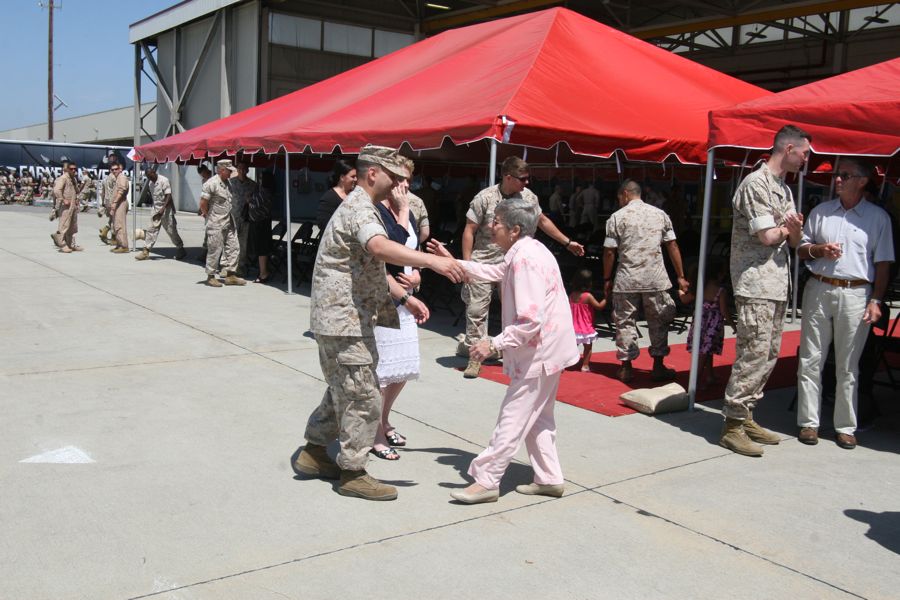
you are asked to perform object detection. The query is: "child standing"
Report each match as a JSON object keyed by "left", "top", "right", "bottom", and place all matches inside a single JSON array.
[
  {"left": 569, "top": 269, "right": 607, "bottom": 372},
  {"left": 679, "top": 259, "right": 736, "bottom": 390}
]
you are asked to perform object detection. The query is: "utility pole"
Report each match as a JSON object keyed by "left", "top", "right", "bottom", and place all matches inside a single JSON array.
[{"left": 40, "top": 1, "right": 61, "bottom": 140}]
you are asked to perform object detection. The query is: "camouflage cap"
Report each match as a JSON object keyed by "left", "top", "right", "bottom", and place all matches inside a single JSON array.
[
  {"left": 357, "top": 145, "right": 407, "bottom": 178},
  {"left": 216, "top": 159, "right": 237, "bottom": 172}
]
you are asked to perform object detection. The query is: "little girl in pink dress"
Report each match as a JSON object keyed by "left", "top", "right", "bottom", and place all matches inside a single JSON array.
[{"left": 568, "top": 269, "right": 607, "bottom": 371}]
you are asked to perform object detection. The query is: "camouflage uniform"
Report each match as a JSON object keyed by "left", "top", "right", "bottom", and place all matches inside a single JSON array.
[
  {"left": 52, "top": 173, "right": 79, "bottom": 249},
  {"left": 143, "top": 174, "right": 184, "bottom": 251},
  {"left": 200, "top": 175, "right": 240, "bottom": 276},
  {"left": 0, "top": 173, "right": 10, "bottom": 204},
  {"left": 724, "top": 163, "right": 795, "bottom": 420},
  {"left": 230, "top": 176, "right": 256, "bottom": 272},
  {"left": 305, "top": 185, "right": 399, "bottom": 471},
  {"left": 604, "top": 199, "right": 677, "bottom": 361},
  {"left": 111, "top": 172, "right": 130, "bottom": 248},
  {"left": 408, "top": 192, "right": 430, "bottom": 237},
  {"left": 77, "top": 176, "right": 95, "bottom": 208},
  {"left": 462, "top": 184, "right": 541, "bottom": 347},
  {"left": 101, "top": 171, "right": 118, "bottom": 236},
  {"left": 19, "top": 174, "right": 34, "bottom": 204}
]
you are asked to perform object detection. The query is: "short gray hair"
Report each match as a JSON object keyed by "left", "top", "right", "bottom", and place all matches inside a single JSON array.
[{"left": 495, "top": 196, "right": 540, "bottom": 237}]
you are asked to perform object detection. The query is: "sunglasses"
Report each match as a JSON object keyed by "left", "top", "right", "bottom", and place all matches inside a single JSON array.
[
  {"left": 508, "top": 174, "right": 529, "bottom": 182},
  {"left": 836, "top": 172, "right": 863, "bottom": 180}
]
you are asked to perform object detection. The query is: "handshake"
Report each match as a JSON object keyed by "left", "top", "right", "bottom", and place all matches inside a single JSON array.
[{"left": 423, "top": 239, "right": 468, "bottom": 284}]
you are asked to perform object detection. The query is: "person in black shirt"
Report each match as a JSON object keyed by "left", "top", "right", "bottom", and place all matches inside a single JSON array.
[{"left": 316, "top": 159, "right": 357, "bottom": 231}]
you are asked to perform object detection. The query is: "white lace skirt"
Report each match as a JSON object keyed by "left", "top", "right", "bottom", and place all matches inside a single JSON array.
[
  {"left": 374, "top": 304, "right": 420, "bottom": 386},
  {"left": 574, "top": 331, "right": 597, "bottom": 345}
]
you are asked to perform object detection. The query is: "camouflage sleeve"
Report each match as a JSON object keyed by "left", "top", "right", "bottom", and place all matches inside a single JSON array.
[
  {"left": 736, "top": 180, "right": 777, "bottom": 234},
  {"left": 159, "top": 177, "right": 172, "bottom": 197},
  {"left": 603, "top": 213, "right": 619, "bottom": 248},
  {"left": 408, "top": 194, "right": 429, "bottom": 230},
  {"left": 355, "top": 205, "right": 388, "bottom": 249},
  {"left": 661, "top": 211, "right": 676, "bottom": 242},
  {"left": 466, "top": 191, "right": 485, "bottom": 225},
  {"left": 200, "top": 178, "right": 213, "bottom": 201}
]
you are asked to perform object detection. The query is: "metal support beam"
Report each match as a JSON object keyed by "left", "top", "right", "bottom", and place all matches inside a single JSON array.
[
  {"left": 630, "top": 0, "right": 887, "bottom": 39},
  {"left": 133, "top": 42, "right": 141, "bottom": 252},
  {"left": 422, "top": 0, "right": 562, "bottom": 33}
]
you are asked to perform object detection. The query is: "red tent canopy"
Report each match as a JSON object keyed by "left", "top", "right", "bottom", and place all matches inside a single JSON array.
[
  {"left": 136, "top": 7, "right": 768, "bottom": 165},
  {"left": 709, "top": 57, "right": 900, "bottom": 158}
]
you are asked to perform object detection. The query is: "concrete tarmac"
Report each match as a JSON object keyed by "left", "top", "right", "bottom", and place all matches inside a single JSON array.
[{"left": 1, "top": 206, "right": 899, "bottom": 600}]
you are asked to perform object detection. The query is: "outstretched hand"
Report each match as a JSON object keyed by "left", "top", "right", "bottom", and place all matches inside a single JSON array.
[
  {"left": 429, "top": 255, "right": 466, "bottom": 283},
  {"left": 566, "top": 240, "right": 585, "bottom": 257},
  {"left": 426, "top": 238, "right": 454, "bottom": 259}
]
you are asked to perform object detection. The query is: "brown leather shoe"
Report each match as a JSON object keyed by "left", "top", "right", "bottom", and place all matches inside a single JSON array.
[
  {"left": 798, "top": 427, "right": 819, "bottom": 445},
  {"left": 835, "top": 433, "right": 857, "bottom": 449}
]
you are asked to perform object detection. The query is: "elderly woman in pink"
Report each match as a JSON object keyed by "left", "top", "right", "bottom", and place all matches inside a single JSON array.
[{"left": 429, "top": 196, "right": 579, "bottom": 504}]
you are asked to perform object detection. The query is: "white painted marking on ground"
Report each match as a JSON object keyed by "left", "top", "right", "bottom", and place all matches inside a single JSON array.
[{"left": 20, "top": 445, "right": 95, "bottom": 464}]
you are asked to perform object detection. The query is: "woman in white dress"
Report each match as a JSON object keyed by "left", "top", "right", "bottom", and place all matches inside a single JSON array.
[{"left": 370, "top": 162, "right": 429, "bottom": 460}]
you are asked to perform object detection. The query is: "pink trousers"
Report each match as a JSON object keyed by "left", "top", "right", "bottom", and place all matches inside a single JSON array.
[{"left": 468, "top": 371, "right": 564, "bottom": 490}]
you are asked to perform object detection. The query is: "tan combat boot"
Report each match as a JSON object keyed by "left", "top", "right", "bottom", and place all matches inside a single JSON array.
[
  {"left": 719, "top": 418, "right": 764, "bottom": 457},
  {"left": 50, "top": 232, "right": 62, "bottom": 247},
  {"left": 744, "top": 416, "right": 780, "bottom": 445},
  {"left": 99, "top": 225, "right": 109, "bottom": 242},
  {"left": 292, "top": 444, "right": 340, "bottom": 480},
  {"left": 134, "top": 249, "right": 150, "bottom": 261},
  {"left": 463, "top": 359, "right": 482, "bottom": 379},
  {"left": 222, "top": 273, "right": 247, "bottom": 286},
  {"left": 111, "top": 247, "right": 129, "bottom": 254},
  {"left": 205, "top": 275, "right": 223, "bottom": 288},
  {"left": 338, "top": 470, "right": 398, "bottom": 501}
]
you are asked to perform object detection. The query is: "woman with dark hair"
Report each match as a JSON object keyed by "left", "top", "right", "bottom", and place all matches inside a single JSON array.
[{"left": 316, "top": 159, "right": 357, "bottom": 230}]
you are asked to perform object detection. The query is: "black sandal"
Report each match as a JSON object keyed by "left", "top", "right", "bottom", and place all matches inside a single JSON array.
[
  {"left": 386, "top": 431, "right": 407, "bottom": 447},
  {"left": 369, "top": 447, "right": 400, "bottom": 460}
]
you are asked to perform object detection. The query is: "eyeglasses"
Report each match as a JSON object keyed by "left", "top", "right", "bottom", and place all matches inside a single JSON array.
[
  {"left": 491, "top": 218, "right": 506, "bottom": 228},
  {"left": 836, "top": 172, "right": 863, "bottom": 180},
  {"left": 508, "top": 174, "right": 529, "bottom": 183}
]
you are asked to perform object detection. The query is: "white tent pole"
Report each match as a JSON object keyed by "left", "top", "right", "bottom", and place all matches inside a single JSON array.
[
  {"left": 688, "top": 148, "right": 716, "bottom": 409},
  {"left": 790, "top": 168, "right": 806, "bottom": 323},
  {"left": 489, "top": 138, "right": 498, "bottom": 185},
  {"left": 285, "top": 150, "right": 293, "bottom": 295},
  {"left": 131, "top": 162, "right": 140, "bottom": 252}
]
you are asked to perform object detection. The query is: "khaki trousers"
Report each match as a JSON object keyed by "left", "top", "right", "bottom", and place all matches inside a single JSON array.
[
  {"left": 304, "top": 335, "right": 381, "bottom": 471},
  {"left": 56, "top": 202, "right": 79, "bottom": 248},
  {"left": 112, "top": 201, "right": 128, "bottom": 248},
  {"left": 612, "top": 291, "right": 675, "bottom": 361},
  {"left": 723, "top": 297, "right": 787, "bottom": 420}
]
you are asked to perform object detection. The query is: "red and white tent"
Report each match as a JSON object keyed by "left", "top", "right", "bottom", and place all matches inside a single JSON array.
[
  {"left": 135, "top": 7, "right": 768, "bottom": 165},
  {"left": 709, "top": 57, "right": 900, "bottom": 158}
]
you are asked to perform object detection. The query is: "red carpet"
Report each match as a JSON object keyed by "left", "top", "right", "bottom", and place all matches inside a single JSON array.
[{"left": 476, "top": 330, "right": 803, "bottom": 417}]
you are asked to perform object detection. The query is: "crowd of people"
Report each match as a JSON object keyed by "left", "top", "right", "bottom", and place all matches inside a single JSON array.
[
  {"left": 34, "top": 128, "right": 895, "bottom": 503},
  {"left": 4, "top": 169, "right": 91, "bottom": 207},
  {"left": 46, "top": 154, "right": 276, "bottom": 287},
  {"left": 291, "top": 128, "right": 894, "bottom": 503}
]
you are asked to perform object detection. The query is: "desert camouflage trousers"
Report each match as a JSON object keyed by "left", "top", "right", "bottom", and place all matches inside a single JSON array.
[
  {"left": 723, "top": 297, "right": 787, "bottom": 420},
  {"left": 205, "top": 219, "right": 239, "bottom": 276},
  {"left": 612, "top": 291, "right": 675, "bottom": 361},
  {"left": 144, "top": 206, "right": 184, "bottom": 250},
  {"left": 304, "top": 335, "right": 381, "bottom": 471},
  {"left": 461, "top": 279, "right": 500, "bottom": 348}
]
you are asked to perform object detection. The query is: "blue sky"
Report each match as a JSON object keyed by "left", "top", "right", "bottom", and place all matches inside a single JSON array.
[{"left": 0, "top": 0, "right": 174, "bottom": 131}]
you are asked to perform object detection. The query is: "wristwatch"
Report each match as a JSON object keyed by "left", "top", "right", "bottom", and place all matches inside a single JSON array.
[
  {"left": 869, "top": 298, "right": 882, "bottom": 305},
  {"left": 399, "top": 291, "right": 411, "bottom": 305}
]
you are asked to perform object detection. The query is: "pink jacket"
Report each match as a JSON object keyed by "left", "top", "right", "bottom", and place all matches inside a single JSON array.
[{"left": 461, "top": 237, "right": 579, "bottom": 380}]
